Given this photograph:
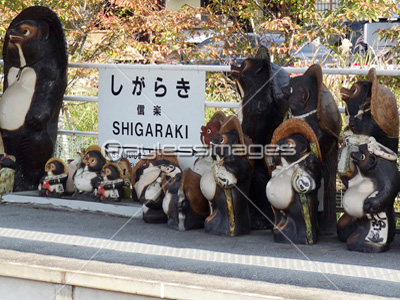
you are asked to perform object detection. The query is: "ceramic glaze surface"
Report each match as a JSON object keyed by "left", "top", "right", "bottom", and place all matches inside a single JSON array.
[
  {"left": 74, "top": 167, "right": 97, "bottom": 193},
  {"left": 343, "top": 171, "right": 375, "bottom": 218},
  {"left": 200, "top": 169, "right": 216, "bottom": 201},
  {"left": 0, "top": 67, "right": 36, "bottom": 130},
  {"left": 266, "top": 164, "right": 295, "bottom": 210}
]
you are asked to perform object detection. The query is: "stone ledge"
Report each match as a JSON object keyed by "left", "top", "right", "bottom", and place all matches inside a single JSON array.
[{"left": 1, "top": 191, "right": 142, "bottom": 218}]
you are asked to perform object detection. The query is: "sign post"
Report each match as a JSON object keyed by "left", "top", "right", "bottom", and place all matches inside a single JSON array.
[{"left": 98, "top": 65, "right": 205, "bottom": 169}]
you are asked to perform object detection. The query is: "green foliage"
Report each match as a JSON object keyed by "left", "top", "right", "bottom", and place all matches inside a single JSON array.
[
  {"left": 205, "top": 72, "right": 238, "bottom": 123},
  {"left": 258, "top": 0, "right": 398, "bottom": 65},
  {"left": 1, "top": 1, "right": 398, "bottom": 64},
  {"left": 63, "top": 102, "right": 98, "bottom": 132}
]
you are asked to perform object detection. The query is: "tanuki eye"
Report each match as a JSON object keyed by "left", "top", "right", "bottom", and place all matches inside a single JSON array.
[{"left": 361, "top": 154, "right": 366, "bottom": 160}]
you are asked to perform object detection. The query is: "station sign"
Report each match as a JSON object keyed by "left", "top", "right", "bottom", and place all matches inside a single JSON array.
[{"left": 98, "top": 65, "right": 205, "bottom": 169}]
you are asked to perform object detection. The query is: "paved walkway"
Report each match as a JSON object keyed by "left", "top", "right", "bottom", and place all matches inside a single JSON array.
[{"left": 0, "top": 198, "right": 399, "bottom": 299}]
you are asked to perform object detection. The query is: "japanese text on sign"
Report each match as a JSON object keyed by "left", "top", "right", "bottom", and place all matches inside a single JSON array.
[{"left": 98, "top": 66, "right": 205, "bottom": 169}]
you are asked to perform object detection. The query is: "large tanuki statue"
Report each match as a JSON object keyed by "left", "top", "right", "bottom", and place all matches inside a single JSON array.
[
  {"left": 337, "top": 68, "right": 400, "bottom": 252},
  {"left": 0, "top": 6, "right": 68, "bottom": 191},
  {"left": 202, "top": 116, "right": 253, "bottom": 237},
  {"left": 340, "top": 138, "right": 399, "bottom": 253},
  {"left": 231, "top": 46, "right": 289, "bottom": 229},
  {"left": 266, "top": 119, "right": 322, "bottom": 244},
  {"left": 281, "top": 64, "right": 342, "bottom": 235}
]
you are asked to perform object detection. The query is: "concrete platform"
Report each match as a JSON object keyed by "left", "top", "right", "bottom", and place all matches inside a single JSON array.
[{"left": 0, "top": 195, "right": 400, "bottom": 299}]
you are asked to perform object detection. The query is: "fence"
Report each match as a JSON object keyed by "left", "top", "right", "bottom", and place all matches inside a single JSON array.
[
  {"left": 56, "top": 62, "right": 400, "bottom": 152},
  {"left": 1, "top": 60, "right": 400, "bottom": 219},
  {"left": 315, "top": 0, "right": 339, "bottom": 12}
]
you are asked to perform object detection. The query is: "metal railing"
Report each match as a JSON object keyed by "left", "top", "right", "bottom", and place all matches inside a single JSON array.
[{"left": 55, "top": 63, "right": 400, "bottom": 156}]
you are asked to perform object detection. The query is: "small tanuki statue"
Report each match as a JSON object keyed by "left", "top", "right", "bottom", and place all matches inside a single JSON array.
[
  {"left": 131, "top": 151, "right": 181, "bottom": 223},
  {"left": 265, "top": 119, "right": 322, "bottom": 244},
  {"left": 200, "top": 111, "right": 226, "bottom": 148},
  {"left": 201, "top": 115, "right": 252, "bottom": 237},
  {"left": 38, "top": 157, "right": 68, "bottom": 197},
  {"left": 163, "top": 167, "right": 210, "bottom": 231},
  {"left": 282, "top": 64, "right": 342, "bottom": 235},
  {"left": 231, "top": 46, "right": 290, "bottom": 230},
  {"left": 118, "top": 158, "right": 133, "bottom": 199},
  {"left": 339, "top": 137, "right": 400, "bottom": 253},
  {"left": 73, "top": 145, "right": 106, "bottom": 200},
  {"left": 0, "top": 153, "right": 17, "bottom": 196},
  {"left": 65, "top": 152, "right": 82, "bottom": 195},
  {"left": 94, "top": 162, "right": 124, "bottom": 202},
  {"left": 337, "top": 68, "right": 400, "bottom": 253},
  {"left": 0, "top": 136, "right": 17, "bottom": 197},
  {"left": 0, "top": 6, "right": 68, "bottom": 192}
]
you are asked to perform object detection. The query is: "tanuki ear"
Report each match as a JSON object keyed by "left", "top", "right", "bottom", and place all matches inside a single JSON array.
[
  {"left": 281, "top": 85, "right": 291, "bottom": 98},
  {"left": 368, "top": 155, "right": 376, "bottom": 167},
  {"left": 255, "top": 61, "right": 266, "bottom": 74},
  {"left": 301, "top": 89, "right": 309, "bottom": 102},
  {"left": 255, "top": 46, "right": 270, "bottom": 60},
  {"left": 38, "top": 22, "right": 49, "bottom": 40}
]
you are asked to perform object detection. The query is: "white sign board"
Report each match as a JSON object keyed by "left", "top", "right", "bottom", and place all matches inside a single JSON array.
[{"left": 98, "top": 65, "right": 205, "bottom": 169}]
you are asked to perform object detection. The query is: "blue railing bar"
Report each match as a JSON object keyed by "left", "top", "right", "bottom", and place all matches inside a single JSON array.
[
  {"left": 57, "top": 129, "right": 98, "bottom": 138},
  {"left": 66, "top": 63, "right": 400, "bottom": 76},
  {"left": 205, "top": 101, "right": 240, "bottom": 108},
  {"left": 67, "top": 62, "right": 400, "bottom": 76},
  {"left": 282, "top": 67, "right": 400, "bottom": 76},
  {"left": 68, "top": 62, "right": 232, "bottom": 72},
  {"left": 203, "top": 105, "right": 400, "bottom": 114},
  {"left": 0, "top": 93, "right": 99, "bottom": 103},
  {"left": 324, "top": 106, "right": 400, "bottom": 115},
  {"left": 1, "top": 59, "right": 400, "bottom": 75},
  {"left": 63, "top": 95, "right": 98, "bottom": 102}
]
